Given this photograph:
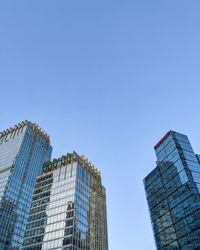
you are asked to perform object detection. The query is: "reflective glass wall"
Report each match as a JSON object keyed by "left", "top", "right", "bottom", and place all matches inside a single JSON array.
[
  {"left": 144, "top": 131, "right": 200, "bottom": 249},
  {"left": 0, "top": 121, "right": 52, "bottom": 249},
  {"left": 23, "top": 152, "right": 108, "bottom": 250}
]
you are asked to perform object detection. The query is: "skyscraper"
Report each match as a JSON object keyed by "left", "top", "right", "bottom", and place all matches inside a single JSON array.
[
  {"left": 0, "top": 121, "right": 52, "bottom": 249},
  {"left": 144, "top": 130, "right": 200, "bottom": 249},
  {"left": 23, "top": 151, "right": 108, "bottom": 250}
]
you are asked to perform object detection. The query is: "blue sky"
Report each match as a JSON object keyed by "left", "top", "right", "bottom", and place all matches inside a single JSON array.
[{"left": 1, "top": 0, "right": 200, "bottom": 249}]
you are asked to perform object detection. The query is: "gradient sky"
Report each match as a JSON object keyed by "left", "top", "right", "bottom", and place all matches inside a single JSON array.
[{"left": 1, "top": 1, "right": 200, "bottom": 249}]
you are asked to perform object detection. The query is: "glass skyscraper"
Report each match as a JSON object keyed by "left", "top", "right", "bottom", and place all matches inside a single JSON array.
[
  {"left": 23, "top": 151, "right": 108, "bottom": 250},
  {"left": 0, "top": 121, "right": 52, "bottom": 249},
  {"left": 144, "top": 130, "right": 200, "bottom": 249}
]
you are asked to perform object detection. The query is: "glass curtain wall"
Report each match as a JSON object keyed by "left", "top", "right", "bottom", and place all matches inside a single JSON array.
[{"left": 23, "top": 152, "right": 108, "bottom": 250}]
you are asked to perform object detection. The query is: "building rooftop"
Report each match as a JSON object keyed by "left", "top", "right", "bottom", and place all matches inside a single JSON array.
[
  {"left": 0, "top": 120, "right": 50, "bottom": 144},
  {"left": 43, "top": 151, "right": 101, "bottom": 184}
]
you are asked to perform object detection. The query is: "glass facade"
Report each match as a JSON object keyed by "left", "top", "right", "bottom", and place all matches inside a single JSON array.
[
  {"left": 23, "top": 152, "right": 108, "bottom": 250},
  {"left": 144, "top": 130, "right": 200, "bottom": 249},
  {"left": 0, "top": 121, "right": 52, "bottom": 249}
]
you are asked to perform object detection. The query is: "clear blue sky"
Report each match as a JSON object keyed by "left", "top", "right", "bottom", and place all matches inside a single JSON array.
[{"left": 1, "top": 1, "right": 200, "bottom": 249}]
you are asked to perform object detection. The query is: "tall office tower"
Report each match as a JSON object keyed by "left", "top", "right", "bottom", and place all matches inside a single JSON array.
[
  {"left": 0, "top": 121, "right": 52, "bottom": 249},
  {"left": 23, "top": 151, "right": 108, "bottom": 250},
  {"left": 144, "top": 130, "right": 200, "bottom": 249}
]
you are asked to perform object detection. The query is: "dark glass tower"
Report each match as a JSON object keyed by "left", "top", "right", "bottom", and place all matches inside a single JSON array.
[
  {"left": 0, "top": 121, "right": 52, "bottom": 249},
  {"left": 144, "top": 130, "right": 200, "bottom": 249},
  {"left": 23, "top": 151, "right": 108, "bottom": 250}
]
